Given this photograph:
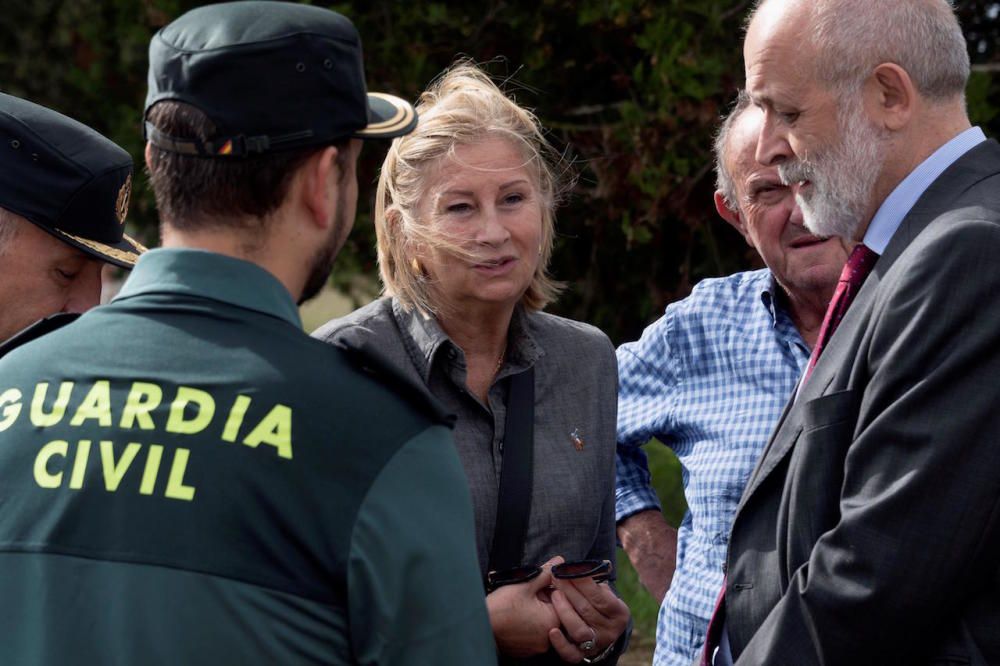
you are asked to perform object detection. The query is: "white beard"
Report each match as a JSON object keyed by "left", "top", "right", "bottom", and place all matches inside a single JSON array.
[{"left": 779, "top": 100, "right": 888, "bottom": 240}]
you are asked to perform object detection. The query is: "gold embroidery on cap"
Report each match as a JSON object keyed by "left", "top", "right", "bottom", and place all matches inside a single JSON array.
[
  {"left": 55, "top": 230, "right": 146, "bottom": 265},
  {"left": 116, "top": 173, "right": 132, "bottom": 225}
]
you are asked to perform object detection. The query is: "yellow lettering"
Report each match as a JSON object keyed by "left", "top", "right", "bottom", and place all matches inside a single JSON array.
[
  {"left": 164, "top": 448, "right": 196, "bottom": 501},
  {"left": 221, "top": 395, "right": 251, "bottom": 442},
  {"left": 30, "top": 382, "right": 74, "bottom": 427},
  {"left": 242, "top": 404, "right": 293, "bottom": 459},
  {"left": 139, "top": 445, "right": 163, "bottom": 496},
  {"left": 70, "top": 380, "right": 113, "bottom": 427},
  {"left": 0, "top": 388, "right": 22, "bottom": 431},
  {"left": 99, "top": 440, "right": 141, "bottom": 492},
  {"left": 69, "top": 440, "right": 91, "bottom": 489},
  {"left": 166, "top": 387, "right": 215, "bottom": 435},
  {"left": 34, "top": 440, "right": 68, "bottom": 488},
  {"left": 120, "top": 382, "right": 162, "bottom": 430}
]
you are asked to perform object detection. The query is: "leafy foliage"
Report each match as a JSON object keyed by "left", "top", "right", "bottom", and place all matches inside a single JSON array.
[{"left": 3, "top": 0, "right": 997, "bottom": 343}]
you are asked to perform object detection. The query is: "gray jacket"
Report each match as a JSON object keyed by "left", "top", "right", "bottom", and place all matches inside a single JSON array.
[{"left": 313, "top": 297, "right": 619, "bottom": 580}]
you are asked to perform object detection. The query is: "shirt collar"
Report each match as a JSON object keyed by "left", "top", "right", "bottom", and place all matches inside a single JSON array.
[
  {"left": 391, "top": 298, "right": 543, "bottom": 383},
  {"left": 864, "top": 126, "right": 987, "bottom": 253},
  {"left": 759, "top": 273, "right": 784, "bottom": 326},
  {"left": 114, "top": 248, "right": 302, "bottom": 328}
]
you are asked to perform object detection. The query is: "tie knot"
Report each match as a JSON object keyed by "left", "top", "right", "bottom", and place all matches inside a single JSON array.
[{"left": 841, "top": 243, "right": 879, "bottom": 285}]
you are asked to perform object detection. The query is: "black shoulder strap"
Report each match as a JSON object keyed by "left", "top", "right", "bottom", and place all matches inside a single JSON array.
[
  {"left": 489, "top": 367, "right": 535, "bottom": 572},
  {"left": 0, "top": 313, "right": 80, "bottom": 359}
]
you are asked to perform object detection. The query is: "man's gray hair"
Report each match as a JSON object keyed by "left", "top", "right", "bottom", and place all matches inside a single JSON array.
[
  {"left": 714, "top": 90, "right": 754, "bottom": 211},
  {"left": 0, "top": 207, "right": 22, "bottom": 254},
  {"left": 754, "top": 0, "right": 970, "bottom": 100}
]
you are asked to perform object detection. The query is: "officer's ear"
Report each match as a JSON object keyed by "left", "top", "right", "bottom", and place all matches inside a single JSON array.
[{"left": 300, "top": 146, "right": 341, "bottom": 230}]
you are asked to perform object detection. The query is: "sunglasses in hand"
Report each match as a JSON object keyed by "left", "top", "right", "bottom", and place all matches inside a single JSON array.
[{"left": 486, "top": 559, "right": 613, "bottom": 592}]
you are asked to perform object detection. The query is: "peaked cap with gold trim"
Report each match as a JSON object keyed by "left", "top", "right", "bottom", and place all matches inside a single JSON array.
[
  {"left": 0, "top": 92, "right": 144, "bottom": 268},
  {"left": 144, "top": 1, "right": 417, "bottom": 158}
]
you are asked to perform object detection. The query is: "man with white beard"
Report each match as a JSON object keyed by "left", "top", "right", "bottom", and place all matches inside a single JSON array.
[{"left": 705, "top": 0, "right": 1000, "bottom": 664}]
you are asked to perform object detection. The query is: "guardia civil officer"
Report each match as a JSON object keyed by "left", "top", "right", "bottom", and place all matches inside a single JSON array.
[
  {"left": 0, "top": 93, "right": 145, "bottom": 345},
  {"left": 0, "top": 3, "right": 496, "bottom": 664}
]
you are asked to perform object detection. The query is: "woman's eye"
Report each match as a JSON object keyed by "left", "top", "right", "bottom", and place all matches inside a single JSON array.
[
  {"left": 779, "top": 110, "right": 800, "bottom": 123},
  {"left": 502, "top": 192, "right": 525, "bottom": 205},
  {"left": 446, "top": 202, "right": 472, "bottom": 214},
  {"left": 55, "top": 269, "right": 77, "bottom": 281}
]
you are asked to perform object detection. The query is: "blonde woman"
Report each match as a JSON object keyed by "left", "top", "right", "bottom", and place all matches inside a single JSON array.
[{"left": 314, "top": 63, "right": 629, "bottom": 664}]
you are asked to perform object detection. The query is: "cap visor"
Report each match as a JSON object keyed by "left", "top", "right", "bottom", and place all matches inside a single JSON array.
[
  {"left": 54, "top": 229, "right": 147, "bottom": 269},
  {"left": 354, "top": 92, "right": 417, "bottom": 139}
]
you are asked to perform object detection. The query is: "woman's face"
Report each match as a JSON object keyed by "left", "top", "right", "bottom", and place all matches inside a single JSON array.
[{"left": 416, "top": 137, "right": 543, "bottom": 314}]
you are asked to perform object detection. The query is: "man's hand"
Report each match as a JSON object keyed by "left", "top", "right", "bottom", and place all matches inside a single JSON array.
[
  {"left": 617, "top": 509, "right": 677, "bottom": 603},
  {"left": 486, "top": 557, "right": 562, "bottom": 658},
  {"left": 547, "top": 575, "right": 630, "bottom": 663}
]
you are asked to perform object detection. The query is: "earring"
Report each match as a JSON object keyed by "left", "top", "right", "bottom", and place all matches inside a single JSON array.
[{"left": 411, "top": 257, "right": 422, "bottom": 273}]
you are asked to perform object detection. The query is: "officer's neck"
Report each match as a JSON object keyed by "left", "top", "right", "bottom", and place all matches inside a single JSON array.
[{"left": 160, "top": 223, "right": 302, "bottom": 301}]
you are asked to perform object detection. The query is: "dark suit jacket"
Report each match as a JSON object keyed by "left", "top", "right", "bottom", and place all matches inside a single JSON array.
[{"left": 725, "top": 139, "right": 1000, "bottom": 665}]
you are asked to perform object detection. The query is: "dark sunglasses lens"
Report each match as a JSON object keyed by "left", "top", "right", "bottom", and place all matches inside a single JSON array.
[
  {"left": 489, "top": 565, "right": 541, "bottom": 588},
  {"left": 552, "top": 559, "right": 612, "bottom": 580}
]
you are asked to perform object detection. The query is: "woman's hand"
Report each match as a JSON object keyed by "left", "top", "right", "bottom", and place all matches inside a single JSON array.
[
  {"left": 547, "top": 575, "right": 630, "bottom": 663},
  {"left": 486, "top": 556, "right": 563, "bottom": 657}
]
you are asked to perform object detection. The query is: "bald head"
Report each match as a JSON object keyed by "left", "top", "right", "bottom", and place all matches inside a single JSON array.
[{"left": 748, "top": 0, "right": 969, "bottom": 101}]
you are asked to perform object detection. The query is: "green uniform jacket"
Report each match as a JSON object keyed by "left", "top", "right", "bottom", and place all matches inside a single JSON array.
[{"left": 0, "top": 248, "right": 496, "bottom": 665}]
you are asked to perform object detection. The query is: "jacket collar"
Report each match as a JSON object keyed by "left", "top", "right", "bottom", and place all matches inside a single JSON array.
[
  {"left": 114, "top": 248, "right": 302, "bottom": 328},
  {"left": 391, "top": 299, "right": 544, "bottom": 384}
]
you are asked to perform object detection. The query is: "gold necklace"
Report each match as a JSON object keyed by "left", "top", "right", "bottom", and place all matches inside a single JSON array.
[{"left": 495, "top": 349, "right": 506, "bottom": 375}]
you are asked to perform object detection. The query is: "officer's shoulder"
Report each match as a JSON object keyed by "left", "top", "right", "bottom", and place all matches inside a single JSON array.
[
  {"left": 306, "top": 300, "right": 453, "bottom": 427},
  {"left": 333, "top": 343, "right": 454, "bottom": 427},
  {"left": 0, "top": 313, "right": 80, "bottom": 361}
]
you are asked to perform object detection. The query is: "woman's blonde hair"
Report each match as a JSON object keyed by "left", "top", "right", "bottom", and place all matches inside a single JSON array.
[{"left": 374, "top": 60, "right": 568, "bottom": 315}]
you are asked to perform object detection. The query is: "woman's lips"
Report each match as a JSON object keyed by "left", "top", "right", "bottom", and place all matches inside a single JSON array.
[{"left": 473, "top": 256, "right": 518, "bottom": 275}]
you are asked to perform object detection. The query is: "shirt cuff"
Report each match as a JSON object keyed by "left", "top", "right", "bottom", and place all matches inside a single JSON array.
[{"left": 614, "top": 486, "right": 662, "bottom": 523}]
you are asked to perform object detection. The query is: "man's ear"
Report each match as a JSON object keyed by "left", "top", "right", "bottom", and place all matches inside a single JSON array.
[
  {"left": 868, "top": 63, "right": 914, "bottom": 132},
  {"left": 301, "top": 145, "right": 340, "bottom": 230},
  {"left": 715, "top": 190, "right": 752, "bottom": 246}
]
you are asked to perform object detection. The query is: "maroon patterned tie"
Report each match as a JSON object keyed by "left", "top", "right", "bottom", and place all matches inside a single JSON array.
[
  {"left": 700, "top": 243, "right": 879, "bottom": 666},
  {"left": 801, "top": 243, "right": 879, "bottom": 386}
]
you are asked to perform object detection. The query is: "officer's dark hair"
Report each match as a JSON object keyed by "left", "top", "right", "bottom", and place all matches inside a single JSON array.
[{"left": 145, "top": 101, "right": 352, "bottom": 231}]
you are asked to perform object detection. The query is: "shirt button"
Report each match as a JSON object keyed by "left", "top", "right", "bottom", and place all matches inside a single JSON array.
[{"left": 497, "top": 439, "right": 504, "bottom": 452}]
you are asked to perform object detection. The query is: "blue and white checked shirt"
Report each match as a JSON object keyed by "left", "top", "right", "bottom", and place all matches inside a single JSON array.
[{"left": 616, "top": 269, "right": 809, "bottom": 666}]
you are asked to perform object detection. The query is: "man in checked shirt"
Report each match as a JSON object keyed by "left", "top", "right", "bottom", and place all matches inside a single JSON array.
[{"left": 614, "top": 94, "right": 852, "bottom": 666}]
